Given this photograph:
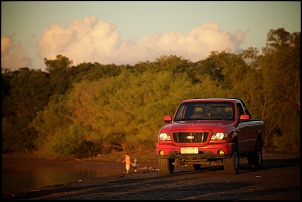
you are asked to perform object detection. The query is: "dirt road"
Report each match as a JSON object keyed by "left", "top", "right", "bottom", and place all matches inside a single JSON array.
[{"left": 2, "top": 152, "right": 300, "bottom": 200}]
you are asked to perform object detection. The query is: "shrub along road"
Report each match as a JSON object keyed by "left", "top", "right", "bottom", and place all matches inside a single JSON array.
[{"left": 2, "top": 152, "right": 300, "bottom": 200}]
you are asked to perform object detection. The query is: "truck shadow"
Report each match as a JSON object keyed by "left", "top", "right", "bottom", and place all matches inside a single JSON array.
[{"left": 172, "top": 155, "right": 300, "bottom": 175}]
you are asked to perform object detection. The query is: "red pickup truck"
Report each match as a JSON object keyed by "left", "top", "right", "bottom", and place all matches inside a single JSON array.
[{"left": 156, "top": 98, "right": 265, "bottom": 175}]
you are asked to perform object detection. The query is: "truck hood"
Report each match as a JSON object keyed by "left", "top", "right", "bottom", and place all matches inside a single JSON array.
[{"left": 161, "top": 120, "right": 233, "bottom": 132}]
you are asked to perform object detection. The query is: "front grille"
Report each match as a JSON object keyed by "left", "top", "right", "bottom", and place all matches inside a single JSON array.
[{"left": 172, "top": 132, "right": 209, "bottom": 143}]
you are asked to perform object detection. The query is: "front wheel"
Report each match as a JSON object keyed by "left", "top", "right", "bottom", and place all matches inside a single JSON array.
[
  {"left": 223, "top": 143, "right": 239, "bottom": 175},
  {"left": 158, "top": 158, "right": 175, "bottom": 174}
]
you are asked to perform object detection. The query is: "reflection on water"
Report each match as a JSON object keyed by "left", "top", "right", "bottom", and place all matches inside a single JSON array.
[{"left": 2, "top": 159, "right": 125, "bottom": 193}]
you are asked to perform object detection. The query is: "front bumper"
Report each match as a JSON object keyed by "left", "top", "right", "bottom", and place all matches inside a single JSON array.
[{"left": 156, "top": 142, "right": 233, "bottom": 160}]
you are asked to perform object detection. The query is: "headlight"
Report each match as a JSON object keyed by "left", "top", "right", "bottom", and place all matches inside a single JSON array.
[
  {"left": 211, "top": 132, "right": 226, "bottom": 140},
  {"left": 158, "top": 132, "right": 171, "bottom": 140}
]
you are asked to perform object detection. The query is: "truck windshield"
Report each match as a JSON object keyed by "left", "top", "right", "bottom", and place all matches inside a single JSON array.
[{"left": 174, "top": 102, "right": 234, "bottom": 121}]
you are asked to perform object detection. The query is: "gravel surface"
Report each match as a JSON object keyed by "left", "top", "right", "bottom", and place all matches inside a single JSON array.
[{"left": 2, "top": 152, "right": 300, "bottom": 200}]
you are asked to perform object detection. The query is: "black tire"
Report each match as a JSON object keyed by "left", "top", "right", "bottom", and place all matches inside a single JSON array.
[
  {"left": 158, "top": 158, "right": 175, "bottom": 174},
  {"left": 188, "top": 164, "right": 201, "bottom": 171},
  {"left": 223, "top": 143, "right": 239, "bottom": 175},
  {"left": 248, "top": 139, "right": 263, "bottom": 170}
]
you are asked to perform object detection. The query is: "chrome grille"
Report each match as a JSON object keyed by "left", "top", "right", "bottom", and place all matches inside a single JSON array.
[{"left": 172, "top": 132, "right": 208, "bottom": 143}]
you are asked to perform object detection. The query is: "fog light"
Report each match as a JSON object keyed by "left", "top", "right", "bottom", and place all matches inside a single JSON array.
[
  {"left": 159, "top": 150, "right": 165, "bottom": 156},
  {"left": 218, "top": 150, "right": 225, "bottom": 155}
]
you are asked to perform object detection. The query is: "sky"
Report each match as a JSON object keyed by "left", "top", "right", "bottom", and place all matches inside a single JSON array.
[{"left": 1, "top": 1, "right": 301, "bottom": 71}]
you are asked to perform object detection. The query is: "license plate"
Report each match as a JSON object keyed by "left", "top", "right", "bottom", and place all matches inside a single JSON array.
[{"left": 180, "top": 147, "right": 198, "bottom": 154}]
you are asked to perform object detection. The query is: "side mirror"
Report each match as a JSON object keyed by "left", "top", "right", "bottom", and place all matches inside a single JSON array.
[
  {"left": 239, "top": 114, "right": 250, "bottom": 121},
  {"left": 164, "top": 115, "right": 172, "bottom": 123}
]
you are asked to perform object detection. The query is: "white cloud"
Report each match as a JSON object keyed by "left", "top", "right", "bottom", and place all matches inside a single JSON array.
[
  {"left": 4, "top": 17, "right": 247, "bottom": 70},
  {"left": 1, "top": 36, "right": 32, "bottom": 70},
  {"left": 38, "top": 17, "right": 246, "bottom": 66},
  {"left": 38, "top": 16, "right": 123, "bottom": 65}
]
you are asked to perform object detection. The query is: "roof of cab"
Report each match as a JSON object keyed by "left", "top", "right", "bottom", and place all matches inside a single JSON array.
[{"left": 181, "top": 98, "right": 240, "bottom": 103}]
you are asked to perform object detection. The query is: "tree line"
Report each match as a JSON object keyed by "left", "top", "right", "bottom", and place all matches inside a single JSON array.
[{"left": 2, "top": 28, "right": 300, "bottom": 158}]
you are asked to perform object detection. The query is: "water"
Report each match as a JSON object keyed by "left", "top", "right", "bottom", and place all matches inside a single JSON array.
[{"left": 2, "top": 158, "right": 125, "bottom": 193}]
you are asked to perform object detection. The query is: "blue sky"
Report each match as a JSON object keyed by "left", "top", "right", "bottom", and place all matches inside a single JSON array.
[{"left": 1, "top": 1, "right": 301, "bottom": 71}]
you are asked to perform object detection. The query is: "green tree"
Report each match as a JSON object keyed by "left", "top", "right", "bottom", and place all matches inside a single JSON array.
[
  {"left": 45, "top": 54, "right": 73, "bottom": 95},
  {"left": 45, "top": 54, "right": 73, "bottom": 72},
  {"left": 259, "top": 28, "right": 300, "bottom": 151},
  {"left": 2, "top": 68, "right": 51, "bottom": 153}
]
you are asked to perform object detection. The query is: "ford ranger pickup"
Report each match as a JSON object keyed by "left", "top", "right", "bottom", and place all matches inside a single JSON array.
[{"left": 156, "top": 98, "right": 265, "bottom": 175}]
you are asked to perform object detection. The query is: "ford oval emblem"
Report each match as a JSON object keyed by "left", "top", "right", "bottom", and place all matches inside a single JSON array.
[{"left": 186, "top": 136, "right": 194, "bottom": 140}]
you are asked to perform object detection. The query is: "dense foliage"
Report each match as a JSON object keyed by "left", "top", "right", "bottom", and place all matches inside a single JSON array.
[{"left": 2, "top": 28, "right": 300, "bottom": 158}]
